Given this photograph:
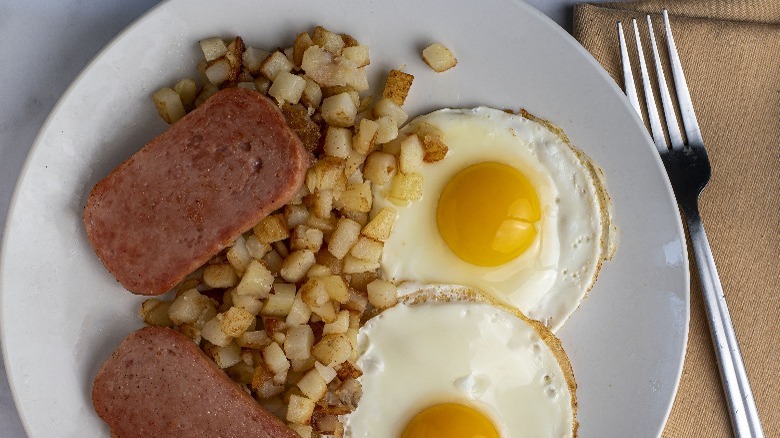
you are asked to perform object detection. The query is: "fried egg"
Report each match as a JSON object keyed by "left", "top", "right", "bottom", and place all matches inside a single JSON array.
[
  {"left": 342, "top": 285, "right": 577, "bottom": 438},
  {"left": 375, "top": 107, "right": 615, "bottom": 331}
]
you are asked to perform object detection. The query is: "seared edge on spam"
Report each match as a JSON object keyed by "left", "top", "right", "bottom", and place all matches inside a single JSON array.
[
  {"left": 92, "top": 326, "right": 298, "bottom": 438},
  {"left": 84, "top": 88, "right": 308, "bottom": 295}
]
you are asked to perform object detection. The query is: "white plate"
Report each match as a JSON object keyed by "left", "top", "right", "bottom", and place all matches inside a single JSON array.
[{"left": 0, "top": 0, "right": 689, "bottom": 436}]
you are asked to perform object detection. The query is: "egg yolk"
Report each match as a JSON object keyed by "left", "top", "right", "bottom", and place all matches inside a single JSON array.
[
  {"left": 436, "top": 162, "right": 541, "bottom": 267},
  {"left": 402, "top": 403, "right": 500, "bottom": 438}
]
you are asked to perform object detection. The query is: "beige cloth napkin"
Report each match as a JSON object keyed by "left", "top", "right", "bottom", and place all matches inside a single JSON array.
[{"left": 572, "top": 1, "right": 779, "bottom": 436}]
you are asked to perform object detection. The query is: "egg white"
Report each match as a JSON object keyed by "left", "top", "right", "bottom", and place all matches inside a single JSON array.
[
  {"left": 374, "top": 107, "right": 613, "bottom": 331},
  {"left": 342, "top": 285, "right": 577, "bottom": 438}
]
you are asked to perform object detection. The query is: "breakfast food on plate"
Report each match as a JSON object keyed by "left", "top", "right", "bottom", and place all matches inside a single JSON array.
[
  {"left": 421, "top": 43, "right": 458, "bottom": 72},
  {"left": 92, "top": 326, "right": 297, "bottom": 438},
  {"left": 343, "top": 284, "right": 577, "bottom": 437},
  {"left": 84, "top": 87, "right": 308, "bottom": 296},
  {"left": 376, "top": 107, "right": 615, "bottom": 331}
]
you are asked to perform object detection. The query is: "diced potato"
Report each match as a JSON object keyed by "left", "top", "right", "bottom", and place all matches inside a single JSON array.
[
  {"left": 305, "top": 215, "right": 337, "bottom": 236},
  {"left": 310, "top": 300, "right": 337, "bottom": 323},
  {"left": 280, "top": 250, "right": 316, "bottom": 283},
  {"left": 301, "top": 45, "right": 357, "bottom": 88},
  {"left": 320, "top": 275, "right": 349, "bottom": 304},
  {"left": 375, "top": 115, "right": 398, "bottom": 144},
  {"left": 305, "top": 157, "right": 347, "bottom": 193},
  {"left": 227, "top": 235, "right": 252, "bottom": 275},
  {"left": 254, "top": 76, "right": 271, "bottom": 94},
  {"left": 306, "top": 264, "right": 331, "bottom": 278},
  {"left": 296, "top": 368, "right": 328, "bottom": 401},
  {"left": 173, "top": 78, "right": 197, "bottom": 108},
  {"left": 300, "top": 77, "right": 322, "bottom": 109},
  {"left": 383, "top": 69, "right": 414, "bottom": 105},
  {"left": 312, "top": 334, "right": 353, "bottom": 366},
  {"left": 286, "top": 292, "right": 313, "bottom": 326},
  {"left": 202, "top": 315, "right": 232, "bottom": 347},
  {"left": 323, "top": 126, "right": 352, "bottom": 158},
  {"left": 262, "top": 283, "right": 297, "bottom": 316},
  {"left": 293, "top": 32, "right": 315, "bottom": 67},
  {"left": 342, "top": 255, "right": 380, "bottom": 274},
  {"left": 399, "top": 134, "right": 424, "bottom": 174},
  {"left": 323, "top": 310, "right": 350, "bottom": 335},
  {"left": 225, "top": 36, "right": 246, "bottom": 72},
  {"left": 140, "top": 299, "right": 173, "bottom": 327},
  {"left": 263, "top": 342, "right": 291, "bottom": 375},
  {"left": 306, "top": 190, "right": 333, "bottom": 219},
  {"left": 153, "top": 87, "right": 186, "bottom": 124},
  {"left": 288, "top": 423, "right": 313, "bottom": 438},
  {"left": 220, "top": 307, "right": 255, "bottom": 337},
  {"left": 254, "top": 214, "right": 290, "bottom": 243},
  {"left": 242, "top": 46, "right": 270, "bottom": 74},
  {"left": 260, "top": 50, "right": 295, "bottom": 81},
  {"left": 335, "top": 182, "right": 372, "bottom": 213},
  {"left": 200, "top": 37, "right": 228, "bottom": 61},
  {"left": 361, "top": 207, "right": 397, "bottom": 242},
  {"left": 290, "top": 225, "right": 324, "bottom": 253},
  {"left": 213, "top": 342, "right": 242, "bottom": 369},
  {"left": 245, "top": 235, "right": 271, "bottom": 260},
  {"left": 367, "top": 279, "right": 398, "bottom": 308},
  {"left": 312, "top": 26, "right": 345, "bottom": 55},
  {"left": 203, "top": 263, "right": 238, "bottom": 288},
  {"left": 363, "top": 151, "right": 397, "bottom": 185},
  {"left": 286, "top": 394, "right": 316, "bottom": 424},
  {"left": 284, "top": 324, "right": 315, "bottom": 360},
  {"left": 195, "top": 82, "right": 219, "bottom": 107},
  {"left": 262, "top": 250, "right": 284, "bottom": 274},
  {"left": 388, "top": 172, "right": 423, "bottom": 201},
  {"left": 236, "top": 260, "right": 274, "bottom": 298},
  {"left": 344, "top": 151, "right": 366, "bottom": 178},
  {"left": 315, "top": 361, "right": 338, "bottom": 384},
  {"left": 347, "top": 67, "right": 369, "bottom": 92},
  {"left": 352, "top": 118, "right": 379, "bottom": 155},
  {"left": 414, "top": 122, "right": 449, "bottom": 162},
  {"left": 422, "top": 43, "right": 458, "bottom": 72},
  {"left": 372, "top": 97, "right": 408, "bottom": 127},
  {"left": 269, "top": 71, "right": 306, "bottom": 104},
  {"left": 349, "top": 236, "right": 383, "bottom": 263},
  {"left": 313, "top": 414, "right": 343, "bottom": 434},
  {"left": 168, "top": 288, "right": 209, "bottom": 325},
  {"left": 205, "top": 57, "right": 232, "bottom": 85},
  {"left": 328, "top": 218, "right": 362, "bottom": 259},
  {"left": 300, "top": 277, "right": 329, "bottom": 307},
  {"left": 290, "top": 356, "right": 317, "bottom": 373},
  {"left": 285, "top": 205, "right": 310, "bottom": 229},
  {"left": 342, "top": 45, "right": 370, "bottom": 67},
  {"left": 320, "top": 92, "right": 357, "bottom": 127},
  {"left": 237, "top": 330, "right": 272, "bottom": 349},
  {"left": 231, "top": 291, "right": 264, "bottom": 315}
]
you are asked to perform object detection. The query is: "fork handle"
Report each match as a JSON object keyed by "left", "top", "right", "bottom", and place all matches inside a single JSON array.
[{"left": 683, "top": 205, "right": 765, "bottom": 438}]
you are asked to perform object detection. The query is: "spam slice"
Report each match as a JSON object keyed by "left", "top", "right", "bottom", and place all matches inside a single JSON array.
[
  {"left": 84, "top": 88, "right": 308, "bottom": 295},
  {"left": 92, "top": 326, "right": 298, "bottom": 438}
]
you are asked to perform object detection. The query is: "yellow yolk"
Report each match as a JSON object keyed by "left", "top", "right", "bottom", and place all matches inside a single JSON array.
[
  {"left": 437, "top": 162, "right": 541, "bottom": 267},
  {"left": 402, "top": 403, "right": 500, "bottom": 438}
]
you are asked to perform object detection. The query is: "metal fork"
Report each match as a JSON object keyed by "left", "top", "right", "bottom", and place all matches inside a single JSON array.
[{"left": 617, "top": 10, "right": 765, "bottom": 438}]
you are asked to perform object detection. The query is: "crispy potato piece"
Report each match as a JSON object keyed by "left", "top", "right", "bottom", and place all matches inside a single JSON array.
[
  {"left": 312, "top": 26, "right": 345, "bottom": 55},
  {"left": 352, "top": 118, "right": 379, "bottom": 155},
  {"left": 382, "top": 69, "right": 413, "bottom": 105},
  {"left": 422, "top": 43, "right": 458, "bottom": 72},
  {"left": 254, "top": 214, "right": 290, "bottom": 243},
  {"left": 293, "top": 32, "right": 315, "bottom": 67},
  {"left": 140, "top": 299, "right": 173, "bottom": 327},
  {"left": 296, "top": 368, "right": 328, "bottom": 401},
  {"left": 280, "top": 103, "right": 321, "bottom": 154},
  {"left": 220, "top": 307, "right": 254, "bottom": 337},
  {"left": 203, "top": 263, "right": 238, "bottom": 288},
  {"left": 153, "top": 87, "right": 186, "bottom": 124},
  {"left": 388, "top": 173, "right": 423, "bottom": 201},
  {"left": 361, "top": 207, "right": 397, "bottom": 242},
  {"left": 287, "top": 394, "right": 316, "bottom": 424},
  {"left": 413, "top": 122, "right": 449, "bottom": 162},
  {"left": 372, "top": 97, "right": 408, "bottom": 127}
]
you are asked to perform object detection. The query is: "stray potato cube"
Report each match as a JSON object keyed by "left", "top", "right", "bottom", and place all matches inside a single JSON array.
[
  {"left": 269, "top": 71, "right": 306, "bottom": 104},
  {"left": 367, "top": 279, "right": 398, "bottom": 308},
  {"left": 254, "top": 214, "right": 290, "bottom": 243},
  {"left": 361, "top": 207, "right": 397, "bottom": 242},
  {"left": 285, "top": 205, "right": 310, "bottom": 229},
  {"left": 312, "top": 334, "right": 353, "bottom": 366},
  {"left": 352, "top": 118, "right": 379, "bottom": 155},
  {"left": 261, "top": 50, "right": 295, "bottom": 81},
  {"left": 153, "top": 87, "right": 186, "bottom": 124},
  {"left": 388, "top": 172, "right": 423, "bottom": 201},
  {"left": 328, "top": 218, "right": 362, "bottom": 259},
  {"left": 383, "top": 69, "right": 414, "bottom": 105},
  {"left": 296, "top": 368, "right": 328, "bottom": 401},
  {"left": 220, "top": 307, "right": 255, "bottom": 337},
  {"left": 200, "top": 37, "right": 228, "bottom": 61},
  {"left": 284, "top": 324, "right": 315, "bottom": 360},
  {"left": 280, "top": 250, "right": 317, "bottom": 283},
  {"left": 399, "top": 134, "right": 425, "bottom": 174},
  {"left": 263, "top": 341, "right": 291, "bottom": 375},
  {"left": 320, "top": 92, "right": 357, "bottom": 127},
  {"left": 375, "top": 115, "right": 399, "bottom": 144},
  {"left": 422, "top": 43, "right": 458, "bottom": 72},
  {"left": 262, "top": 283, "right": 298, "bottom": 317},
  {"left": 342, "top": 45, "right": 370, "bottom": 67},
  {"left": 286, "top": 394, "right": 316, "bottom": 424},
  {"left": 341, "top": 255, "right": 380, "bottom": 274},
  {"left": 335, "top": 182, "right": 372, "bottom": 213},
  {"left": 363, "top": 151, "right": 397, "bottom": 186},
  {"left": 372, "top": 97, "right": 408, "bottom": 127},
  {"left": 236, "top": 260, "right": 274, "bottom": 298},
  {"left": 349, "top": 236, "right": 383, "bottom": 263},
  {"left": 203, "top": 263, "right": 238, "bottom": 288},
  {"left": 173, "top": 78, "right": 197, "bottom": 108}
]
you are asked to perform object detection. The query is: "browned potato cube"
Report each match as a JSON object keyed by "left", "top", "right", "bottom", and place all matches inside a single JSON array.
[
  {"left": 328, "top": 218, "right": 362, "bottom": 259},
  {"left": 293, "top": 32, "right": 315, "bottom": 67},
  {"left": 341, "top": 255, "right": 380, "bottom": 274},
  {"left": 220, "top": 307, "right": 255, "bottom": 337},
  {"left": 203, "top": 263, "right": 238, "bottom": 288},
  {"left": 300, "top": 277, "right": 329, "bottom": 308},
  {"left": 361, "top": 207, "right": 397, "bottom": 242},
  {"left": 375, "top": 115, "right": 398, "bottom": 144},
  {"left": 383, "top": 69, "right": 414, "bottom": 105},
  {"left": 296, "top": 368, "right": 328, "bottom": 401},
  {"left": 236, "top": 260, "right": 274, "bottom": 298},
  {"left": 342, "top": 45, "right": 370, "bottom": 67},
  {"left": 363, "top": 151, "right": 397, "bottom": 186},
  {"left": 253, "top": 214, "right": 290, "bottom": 243},
  {"left": 140, "top": 299, "right": 173, "bottom": 327},
  {"left": 286, "top": 394, "right": 316, "bottom": 424},
  {"left": 321, "top": 92, "right": 357, "bottom": 127},
  {"left": 286, "top": 292, "right": 313, "bottom": 326},
  {"left": 173, "top": 78, "right": 198, "bottom": 108},
  {"left": 312, "top": 26, "right": 345, "bottom": 55},
  {"left": 335, "top": 182, "right": 372, "bottom": 213},
  {"left": 261, "top": 283, "right": 297, "bottom": 316},
  {"left": 237, "top": 330, "right": 272, "bottom": 349},
  {"left": 263, "top": 341, "right": 291, "bottom": 375},
  {"left": 280, "top": 250, "right": 317, "bottom": 283},
  {"left": 323, "top": 310, "right": 350, "bottom": 335},
  {"left": 399, "top": 134, "right": 425, "bottom": 174},
  {"left": 201, "top": 315, "right": 232, "bottom": 347},
  {"left": 269, "top": 71, "right": 306, "bottom": 104},
  {"left": 320, "top": 275, "right": 349, "bottom": 304},
  {"left": 311, "top": 333, "right": 352, "bottom": 366},
  {"left": 349, "top": 236, "right": 383, "bottom": 263},
  {"left": 291, "top": 225, "right": 325, "bottom": 252},
  {"left": 352, "top": 118, "right": 379, "bottom": 155},
  {"left": 372, "top": 97, "right": 408, "bottom": 127},
  {"left": 324, "top": 126, "right": 353, "bottom": 158},
  {"left": 242, "top": 46, "right": 270, "bottom": 74}
]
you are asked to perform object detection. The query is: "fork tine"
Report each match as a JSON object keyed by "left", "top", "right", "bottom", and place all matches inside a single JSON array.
[
  {"left": 617, "top": 21, "right": 644, "bottom": 123},
  {"left": 663, "top": 9, "right": 704, "bottom": 145},
  {"left": 646, "top": 14, "right": 684, "bottom": 149},
  {"left": 632, "top": 18, "right": 668, "bottom": 152}
]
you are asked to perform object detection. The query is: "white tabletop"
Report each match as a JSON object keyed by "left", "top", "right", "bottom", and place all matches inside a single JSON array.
[{"left": 0, "top": 1, "right": 613, "bottom": 435}]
